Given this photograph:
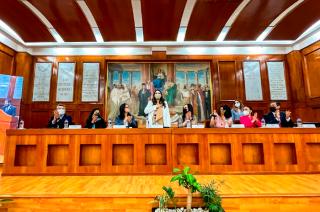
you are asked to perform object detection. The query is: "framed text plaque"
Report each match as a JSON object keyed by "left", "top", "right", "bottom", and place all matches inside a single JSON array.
[
  {"left": 267, "top": 61, "right": 287, "bottom": 100},
  {"left": 243, "top": 61, "right": 263, "bottom": 101},
  {"left": 32, "top": 62, "right": 52, "bottom": 102},
  {"left": 82, "top": 63, "right": 100, "bottom": 102},
  {"left": 56, "top": 62, "right": 75, "bottom": 102}
]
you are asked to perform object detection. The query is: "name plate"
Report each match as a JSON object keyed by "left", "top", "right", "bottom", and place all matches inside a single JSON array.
[
  {"left": 231, "top": 124, "right": 245, "bottom": 128},
  {"left": 192, "top": 124, "right": 205, "bottom": 128},
  {"left": 265, "top": 124, "right": 280, "bottom": 128},
  {"left": 113, "top": 125, "right": 127, "bottom": 128},
  {"left": 302, "top": 124, "right": 316, "bottom": 128},
  {"left": 68, "top": 125, "right": 82, "bottom": 129}
]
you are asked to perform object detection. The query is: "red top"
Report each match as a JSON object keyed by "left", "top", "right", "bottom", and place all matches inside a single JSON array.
[{"left": 240, "top": 115, "right": 262, "bottom": 128}]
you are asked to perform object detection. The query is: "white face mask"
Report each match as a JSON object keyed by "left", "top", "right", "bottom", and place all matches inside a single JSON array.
[
  {"left": 154, "top": 93, "right": 161, "bottom": 100},
  {"left": 243, "top": 110, "right": 250, "bottom": 116},
  {"left": 57, "top": 109, "right": 65, "bottom": 116},
  {"left": 235, "top": 102, "right": 240, "bottom": 108}
]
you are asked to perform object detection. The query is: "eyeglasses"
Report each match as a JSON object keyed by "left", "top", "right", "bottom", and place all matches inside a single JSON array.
[
  {"left": 155, "top": 92, "right": 161, "bottom": 94},
  {"left": 125, "top": 106, "right": 129, "bottom": 108}
]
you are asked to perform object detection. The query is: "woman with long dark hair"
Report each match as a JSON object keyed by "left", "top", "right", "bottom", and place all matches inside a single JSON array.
[
  {"left": 144, "top": 89, "right": 171, "bottom": 128},
  {"left": 182, "top": 104, "right": 197, "bottom": 127},
  {"left": 85, "top": 108, "right": 106, "bottom": 128},
  {"left": 115, "top": 103, "right": 138, "bottom": 128},
  {"left": 209, "top": 105, "right": 233, "bottom": 128}
]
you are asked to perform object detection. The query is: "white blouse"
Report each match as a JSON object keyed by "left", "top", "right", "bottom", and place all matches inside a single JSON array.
[{"left": 144, "top": 101, "right": 171, "bottom": 128}]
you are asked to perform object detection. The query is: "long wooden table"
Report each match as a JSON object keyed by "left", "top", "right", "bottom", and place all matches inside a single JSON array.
[{"left": 3, "top": 128, "right": 320, "bottom": 175}]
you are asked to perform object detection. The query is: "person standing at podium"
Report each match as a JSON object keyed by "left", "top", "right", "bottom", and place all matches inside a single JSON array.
[
  {"left": 144, "top": 89, "right": 171, "bottom": 128},
  {"left": 48, "top": 103, "right": 72, "bottom": 128}
]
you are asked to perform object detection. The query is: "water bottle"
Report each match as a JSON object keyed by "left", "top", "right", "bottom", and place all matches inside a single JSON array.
[
  {"left": 124, "top": 120, "right": 128, "bottom": 128},
  {"left": 261, "top": 118, "right": 266, "bottom": 128},
  {"left": 64, "top": 119, "right": 69, "bottom": 128},
  {"left": 178, "top": 118, "right": 182, "bottom": 128},
  {"left": 186, "top": 120, "right": 191, "bottom": 128},
  {"left": 146, "top": 118, "right": 149, "bottom": 128},
  {"left": 92, "top": 123, "right": 95, "bottom": 129},
  {"left": 296, "top": 118, "right": 303, "bottom": 128},
  {"left": 18, "top": 119, "right": 24, "bottom": 129},
  {"left": 108, "top": 119, "right": 112, "bottom": 128}
]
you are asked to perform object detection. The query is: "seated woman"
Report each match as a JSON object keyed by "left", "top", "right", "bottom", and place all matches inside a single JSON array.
[
  {"left": 209, "top": 105, "right": 232, "bottom": 128},
  {"left": 231, "top": 100, "right": 244, "bottom": 124},
  {"left": 85, "top": 108, "right": 106, "bottom": 128},
  {"left": 182, "top": 104, "right": 197, "bottom": 127},
  {"left": 240, "top": 106, "right": 261, "bottom": 128},
  {"left": 144, "top": 89, "right": 171, "bottom": 128},
  {"left": 115, "top": 103, "right": 138, "bottom": 128}
]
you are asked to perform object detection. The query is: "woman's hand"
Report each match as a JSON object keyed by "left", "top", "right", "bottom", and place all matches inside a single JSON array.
[
  {"left": 126, "top": 115, "right": 132, "bottom": 123},
  {"left": 91, "top": 115, "right": 98, "bottom": 123}
]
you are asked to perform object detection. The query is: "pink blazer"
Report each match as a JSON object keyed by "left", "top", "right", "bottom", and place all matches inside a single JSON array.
[{"left": 240, "top": 115, "right": 262, "bottom": 128}]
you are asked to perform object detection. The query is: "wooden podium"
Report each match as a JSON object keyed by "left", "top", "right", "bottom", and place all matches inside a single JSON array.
[{"left": 0, "top": 109, "right": 18, "bottom": 163}]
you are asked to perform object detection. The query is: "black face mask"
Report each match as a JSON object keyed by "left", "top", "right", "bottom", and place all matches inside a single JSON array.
[{"left": 270, "top": 107, "right": 277, "bottom": 112}]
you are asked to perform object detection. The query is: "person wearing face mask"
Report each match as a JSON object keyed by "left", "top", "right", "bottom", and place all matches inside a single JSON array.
[
  {"left": 231, "top": 100, "right": 244, "bottom": 123},
  {"left": 1, "top": 98, "right": 16, "bottom": 116},
  {"left": 182, "top": 104, "right": 197, "bottom": 127},
  {"left": 48, "top": 103, "right": 73, "bottom": 128},
  {"left": 240, "top": 106, "right": 261, "bottom": 128},
  {"left": 144, "top": 89, "right": 171, "bottom": 128},
  {"left": 264, "top": 102, "right": 293, "bottom": 127},
  {"left": 85, "top": 108, "right": 106, "bottom": 129},
  {"left": 115, "top": 103, "right": 138, "bottom": 128},
  {"left": 209, "top": 105, "right": 233, "bottom": 128}
]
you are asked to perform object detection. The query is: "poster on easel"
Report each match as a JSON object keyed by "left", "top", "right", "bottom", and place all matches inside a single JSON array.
[{"left": 0, "top": 74, "right": 24, "bottom": 163}]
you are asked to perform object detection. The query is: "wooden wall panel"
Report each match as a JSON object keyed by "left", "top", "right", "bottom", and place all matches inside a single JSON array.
[
  {"left": 286, "top": 41, "right": 320, "bottom": 122},
  {"left": 2, "top": 41, "right": 320, "bottom": 125},
  {"left": 303, "top": 49, "right": 320, "bottom": 98},
  {"left": 13, "top": 54, "right": 293, "bottom": 128},
  {"left": 218, "top": 61, "right": 237, "bottom": 101},
  {"left": 0, "top": 43, "right": 15, "bottom": 75}
]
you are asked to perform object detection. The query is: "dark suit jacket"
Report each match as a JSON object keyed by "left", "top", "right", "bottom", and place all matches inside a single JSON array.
[
  {"left": 85, "top": 117, "right": 106, "bottom": 128},
  {"left": 48, "top": 114, "right": 73, "bottom": 128},
  {"left": 264, "top": 111, "right": 294, "bottom": 128}
]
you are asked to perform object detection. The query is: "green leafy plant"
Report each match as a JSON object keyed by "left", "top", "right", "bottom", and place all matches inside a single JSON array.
[
  {"left": 200, "top": 181, "right": 224, "bottom": 212},
  {"left": 0, "top": 198, "right": 13, "bottom": 207},
  {"left": 154, "top": 186, "right": 176, "bottom": 211},
  {"left": 170, "top": 166, "right": 201, "bottom": 212}
]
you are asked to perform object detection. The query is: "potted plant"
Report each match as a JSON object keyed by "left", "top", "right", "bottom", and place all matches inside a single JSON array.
[
  {"left": 153, "top": 186, "right": 176, "bottom": 211},
  {"left": 0, "top": 198, "right": 13, "bottom": 211},
  {"left": 170, "top": 167, "right": 201, "bottom": 212},
  {"left": 200, "top": 181, "right": 224, "bottom": 212}
]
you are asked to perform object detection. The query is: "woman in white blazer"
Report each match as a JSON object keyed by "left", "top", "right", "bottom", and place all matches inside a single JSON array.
[{"left": 144, "top": 89, "right": 171, "bottom": 128}]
